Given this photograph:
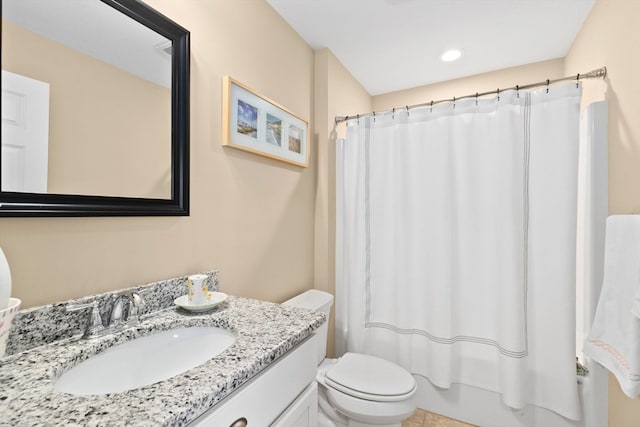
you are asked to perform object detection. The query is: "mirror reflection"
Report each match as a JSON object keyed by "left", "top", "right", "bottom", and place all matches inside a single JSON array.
[{"left": 1, "top": 0, "right": 172, "bottom": 199}]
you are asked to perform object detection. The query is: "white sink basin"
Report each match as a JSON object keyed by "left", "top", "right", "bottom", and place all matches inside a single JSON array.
[{"left": 54, "top": 326, "right": 236, "bottom": 396}]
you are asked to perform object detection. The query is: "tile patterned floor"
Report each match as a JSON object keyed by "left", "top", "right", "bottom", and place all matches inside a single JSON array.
[{"left": 403, "top": 408, "right": 476, "bottom": 427}]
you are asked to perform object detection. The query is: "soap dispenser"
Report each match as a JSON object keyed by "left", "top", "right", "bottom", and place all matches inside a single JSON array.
[{"left": 0, "top": 247, "right": 11, "bottom": 310}]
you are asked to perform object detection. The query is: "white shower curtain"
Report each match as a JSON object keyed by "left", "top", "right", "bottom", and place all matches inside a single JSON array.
[{"left": 336, "top": 84, "right": 582, "bottom": 420}]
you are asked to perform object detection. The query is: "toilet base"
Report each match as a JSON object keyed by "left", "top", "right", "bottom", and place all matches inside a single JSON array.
[
  {"left": 318, "top": 383, "right": 347, "bottom": 426},
  {"left": 319, "top": 413, "right": 403, "bottom": 427},
  {"left": 318, "top": 406, "right": 403, "bottom": 427},
  {"left": 348, "top": 422, "right": 402, "bottom": 427},
  {"left": 318, "top": 381, "right": 410, "bottom": 427}
]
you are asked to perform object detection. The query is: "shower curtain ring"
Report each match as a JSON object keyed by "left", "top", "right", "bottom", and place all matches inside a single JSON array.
[
  {"left": 546, "top": 79, "right": 550, "bottom": 93},
  {"left": 497, "top": 88, "right": 500, "bottom": 101},
  {"left": 357, "top": 114, "right": 360, "bottom": 124},
  {"left": 576, "top": 73, "right": 580, "bottom": 88},
  {"left": 406, "top": 105, "right": 410, "bottom": 116},
  {"left": 392, "top": 107, "right": 395, "bottom": 119},
  {"left": 475, "top": 92, "right": 478, "bottom": 106},
  {"left": 516, "top": 85, "right": 519, "bottom": 98}
]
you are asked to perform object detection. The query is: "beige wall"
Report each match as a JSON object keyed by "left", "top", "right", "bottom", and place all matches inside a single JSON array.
[
  {"left": 565, "top": 0, "right": 640, "bottom": 215},
  {"left": 314, "top": 48, "right": 371, "bottom": 357},
  {"left": 566, "top": 0, "right": 640, "bottom": 424},
  {"left": 2, "top": 20, "right": 172, "bottom": 199},
  {"left": 373, "top": 58, "right": 565, "bottom": 111},
  {"left": 0, "top": 0, "right": 315, "bottom": 308}
]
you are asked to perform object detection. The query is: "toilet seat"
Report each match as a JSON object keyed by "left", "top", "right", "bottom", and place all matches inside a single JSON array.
[{"left": 324, "top": 353, "right": 416, "bottom": 402}]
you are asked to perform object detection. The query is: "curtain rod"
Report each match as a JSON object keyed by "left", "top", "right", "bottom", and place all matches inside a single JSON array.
[{"left": 335, "top": 66, "right": 607, "bottom": 124}]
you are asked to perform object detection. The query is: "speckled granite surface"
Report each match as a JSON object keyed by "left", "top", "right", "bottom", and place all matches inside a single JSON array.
[
  {"left": 6, "top": 271, "right": 219, "bottom": 356},
  {"left": 0, "top": 275, "right": 325, "bottom": 426}
]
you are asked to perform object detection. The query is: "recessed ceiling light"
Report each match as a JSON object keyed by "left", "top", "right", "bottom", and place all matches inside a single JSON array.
[{"left": 441, "top": 49, "right": 462, "bottom": 62}]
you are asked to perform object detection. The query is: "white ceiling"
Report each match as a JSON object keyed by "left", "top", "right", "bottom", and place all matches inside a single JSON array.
[
  {"left": 3, "top": 0, "right": 172, "bottom": 88},
  {"left": 266, "top": 0, "right": 596, "bottom": 95}
]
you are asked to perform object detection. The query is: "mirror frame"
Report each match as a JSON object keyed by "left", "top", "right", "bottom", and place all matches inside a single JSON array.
[{"left": 0, "top": 0, "right": 190, "bottom": 217}]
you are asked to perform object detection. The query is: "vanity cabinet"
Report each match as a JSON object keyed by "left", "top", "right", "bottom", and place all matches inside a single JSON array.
[
  {"left": 271, "top": 382, "right": 317, "bottom": 427},
  {"left": 189, "top": 333, "right": 318, "bottom": 427}
]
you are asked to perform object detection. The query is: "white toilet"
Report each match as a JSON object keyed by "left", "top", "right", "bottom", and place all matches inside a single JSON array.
[{"left": 283, "top": 290, "right": 417, "bottom": 427}]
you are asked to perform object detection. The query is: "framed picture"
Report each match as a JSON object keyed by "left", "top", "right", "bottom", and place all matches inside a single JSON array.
[{"left": 222, "top": 76, "right": 310, "bottom": 168}]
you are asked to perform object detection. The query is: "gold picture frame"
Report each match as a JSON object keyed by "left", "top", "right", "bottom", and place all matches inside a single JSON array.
[{"left": 222, "top": 76, "right": 309, "bottom": 167}]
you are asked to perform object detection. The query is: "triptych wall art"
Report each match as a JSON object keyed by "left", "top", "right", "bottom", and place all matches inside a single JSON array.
[{"left": 222, "top": 76, "right": 309, "bottom": 167}]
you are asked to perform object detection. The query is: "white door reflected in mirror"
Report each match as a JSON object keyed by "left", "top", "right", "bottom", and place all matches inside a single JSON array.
[{"left": 1, "top": 70, "right": 49, "bottom": 193}]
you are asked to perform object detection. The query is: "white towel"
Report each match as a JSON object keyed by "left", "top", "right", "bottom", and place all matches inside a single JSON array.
[
  {"left": 633, "top": 288, "right": 640, "bottom": 320},
  {"left": 584, "top": 215, "right": 640, "bottom": 398}
]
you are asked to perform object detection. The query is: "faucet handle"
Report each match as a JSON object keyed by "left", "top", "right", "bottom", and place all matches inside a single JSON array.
[
  {"left": 66, "top": 300, "right": 106, "bottom": 339},
  {"left": 107, "top": 294, "right": 131, "bottom": 329},
  {"left": 126, "top": 290, "right": 149, "bottom": 324},
  {"left": 131, "top": 289, "right": 150, "bottom": 301}
]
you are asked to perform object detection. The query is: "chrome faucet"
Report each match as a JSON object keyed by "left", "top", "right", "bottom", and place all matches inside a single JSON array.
[
  {"left": 108, "top": 291, "right": 148, "bottom": 329},
  {"left": 66, "top": 290, "right": 148, "bottom": 339},
  {"left": 128, "top": 292, "right": 147, "bottom": 324}
]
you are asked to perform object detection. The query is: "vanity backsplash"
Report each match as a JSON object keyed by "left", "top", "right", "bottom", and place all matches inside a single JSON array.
[{"left": 5, "top": 270, "right": 218, "bottom": 356}]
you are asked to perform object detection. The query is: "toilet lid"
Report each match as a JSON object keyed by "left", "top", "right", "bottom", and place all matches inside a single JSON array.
[{"left": 325, "top": 353, "right": 416, "bottom": 402}]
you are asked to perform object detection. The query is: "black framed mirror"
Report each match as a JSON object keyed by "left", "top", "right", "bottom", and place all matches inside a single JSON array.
[{"left": 0, "top": 0, "right": 189, "bottom": 216}]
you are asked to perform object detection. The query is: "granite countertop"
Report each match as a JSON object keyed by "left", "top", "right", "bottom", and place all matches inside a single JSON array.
[{"left": 0, "top": 296, "right": 325, "bottom": 427}]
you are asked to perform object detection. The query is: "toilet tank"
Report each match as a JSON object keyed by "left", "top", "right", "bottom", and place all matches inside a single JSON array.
[{"left": 282, "top": 289, "right": 334, "bottom": 365}]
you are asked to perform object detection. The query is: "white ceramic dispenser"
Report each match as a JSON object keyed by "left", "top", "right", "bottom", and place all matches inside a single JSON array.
[
  {"left": 0, "top": 247, "right": 20, "bottom": 358},
  {"left": 0, "top": 247, "right": 11, "bottom": 310}
]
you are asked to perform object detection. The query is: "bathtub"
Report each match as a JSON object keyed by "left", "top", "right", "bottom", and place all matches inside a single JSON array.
[{"left": 414, "top": 359, "right": 607, "bottom": 427}]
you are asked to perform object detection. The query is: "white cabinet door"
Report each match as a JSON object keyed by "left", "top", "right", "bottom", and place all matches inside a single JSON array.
[
  {"left": 271, "top": 382, "right": 318, "bottom": 427},
  {"left": 1, "top": 70, "right": 50, "bottom": 193}
]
